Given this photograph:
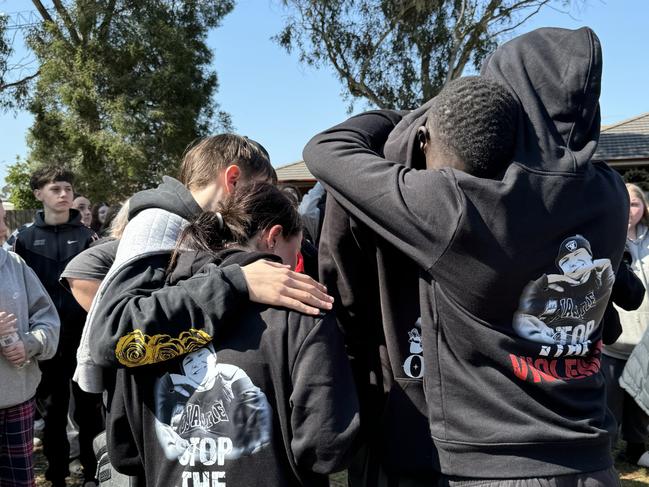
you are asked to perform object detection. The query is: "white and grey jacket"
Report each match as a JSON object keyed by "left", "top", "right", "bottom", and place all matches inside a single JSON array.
[{"left": 74, "top": 207, "right": 187, "bottom": 393}]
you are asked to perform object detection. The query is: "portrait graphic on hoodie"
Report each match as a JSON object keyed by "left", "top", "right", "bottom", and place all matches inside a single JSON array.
[
  {"left": 153, "top": 343, "right": 272, "bottom": 484},
  {"left": 510, "top": 236, "right": 614, "bottom": 382}
]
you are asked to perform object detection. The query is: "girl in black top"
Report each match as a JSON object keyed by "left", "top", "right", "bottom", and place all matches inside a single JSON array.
[{"left": 106, "top": 182, "right": 359, "bottom": 487}]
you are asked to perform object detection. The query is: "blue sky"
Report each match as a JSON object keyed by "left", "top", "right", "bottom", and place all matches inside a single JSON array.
[{"left": 0, "top": 0, "right": 646, "bottom": 189}]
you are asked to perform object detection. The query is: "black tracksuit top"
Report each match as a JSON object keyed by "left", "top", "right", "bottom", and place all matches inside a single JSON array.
[{"left": 13, "top": 209, "right": 95, "bottom": 356}]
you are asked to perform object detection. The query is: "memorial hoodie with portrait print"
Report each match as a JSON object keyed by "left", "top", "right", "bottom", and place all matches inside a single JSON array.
[
  {"left": 105, "top": 249, "right": 359, "bottom": 487},
  {"left": 303, "top": 27, "right": 628, "bottom": 477}
]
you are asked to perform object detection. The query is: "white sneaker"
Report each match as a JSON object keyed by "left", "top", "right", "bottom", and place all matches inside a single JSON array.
[{"left": 637, "top": 451, "right": 649, "bottom": 467}]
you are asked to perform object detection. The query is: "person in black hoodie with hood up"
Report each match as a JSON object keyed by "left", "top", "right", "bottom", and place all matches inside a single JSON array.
[
  {"left": 305, "top": 27, "right": 627, "bottom": 486},
  {"left": 105, "top": 182, "right": 359, "bottom": 487}
]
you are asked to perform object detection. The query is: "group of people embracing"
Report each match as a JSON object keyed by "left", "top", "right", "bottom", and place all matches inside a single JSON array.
[{"left": 0, "top": 24, "right": 641, "bottom": 487}]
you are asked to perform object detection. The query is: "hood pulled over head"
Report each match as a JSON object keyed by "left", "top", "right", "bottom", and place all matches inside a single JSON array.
[
  {"left": 386, "top": 27, "right": 602, "bottom": 175},
  {"left": 481, "top": 26, "right": 602, "bottom": 172}
]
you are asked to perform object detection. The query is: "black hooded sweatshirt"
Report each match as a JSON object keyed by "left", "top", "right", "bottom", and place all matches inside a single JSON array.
[
  {"left": 303, "top": 27, "right": 628, "bottom": 477},
  {"left": 14, "top": 208, "right": 96, "bottom": 356},
  {"left": 106, "top": 249, "right": 359, "bottom": 487},
  {"left": 318, "top": 127, "right": 433, "bottom": 476}
]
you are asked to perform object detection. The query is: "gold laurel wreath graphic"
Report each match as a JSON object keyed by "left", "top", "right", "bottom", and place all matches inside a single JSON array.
[{"left": 115, "top": 328, "right": 212, "bottom": 367}]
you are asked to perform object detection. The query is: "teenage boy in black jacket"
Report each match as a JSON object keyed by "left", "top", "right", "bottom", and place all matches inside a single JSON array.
[
  {"left": 13, "top": 165, "right": 102, "bottom": 487},
  {"left": 304, "top": 27, "right": 627, "bottom": 486}
]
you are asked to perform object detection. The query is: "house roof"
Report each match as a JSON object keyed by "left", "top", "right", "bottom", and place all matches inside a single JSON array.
[
  {"left": 275, "top": 160, "right": 314, "bottom": 182},
  {"left": 595, "top": 112, "right": 649, "bottom": 161}
]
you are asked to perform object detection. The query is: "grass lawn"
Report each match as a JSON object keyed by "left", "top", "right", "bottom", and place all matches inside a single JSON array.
[
  {"left": 32, "top": 444, "right": 649, "bottom": 486},
  {"left": 331, "top": 465, "right": 649, "bottom": 486},
  {"left": 329, "top": 459, "right": 649, "bottom": 486},
  {"left": 619, "top": 459, "right": 649, "bottom": 486}
]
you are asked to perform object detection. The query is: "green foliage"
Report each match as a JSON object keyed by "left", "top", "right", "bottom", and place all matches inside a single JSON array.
[
  {"left": 5, "top": 160, "right": 39, "bottom": 209},
  {"left": 0, "top": 14, "right": 39, "bottom": 111},
  {"left": 621, "top": 168, "right": 649, "bottom": 192},
  {"left": 276, "top": 0, "right": 572, "bottom": 111},
  {"left": 0, "top": 15, "right": 14, "bottom": 111},
  {"left": 22, "top": 0, "right": 235, "bottom": 203}
]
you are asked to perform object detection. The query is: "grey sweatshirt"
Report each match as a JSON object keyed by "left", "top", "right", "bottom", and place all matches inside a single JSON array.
[{"left": 0, "top": 247, "right": 60, "bottom": 408}]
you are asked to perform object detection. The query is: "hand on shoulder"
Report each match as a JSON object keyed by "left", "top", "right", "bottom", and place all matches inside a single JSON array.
[{"left": 241, "top": 260, "right": 333, "bottom": 315}]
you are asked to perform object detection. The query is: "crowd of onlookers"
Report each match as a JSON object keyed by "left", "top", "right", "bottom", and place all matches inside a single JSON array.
[{"left": 2, "top": 25, "right": 649, "bottom": 487}]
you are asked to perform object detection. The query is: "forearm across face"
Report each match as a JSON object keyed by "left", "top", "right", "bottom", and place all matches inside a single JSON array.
[{"left": 304, "top": 110, "right": 462, "bottom": 270}]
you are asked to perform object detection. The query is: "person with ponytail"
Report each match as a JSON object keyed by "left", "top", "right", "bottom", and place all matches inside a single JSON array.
[
  {"left": 100, "top": 182, "right": 359, "bottom": 487},
  {"left": 168, "top": 181, "right": 304, "bottom": 273}
]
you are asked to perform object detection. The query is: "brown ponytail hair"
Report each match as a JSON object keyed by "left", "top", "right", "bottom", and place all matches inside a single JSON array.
[{"left": 170, "top": 182, "right": 302, "bottom": 268}]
